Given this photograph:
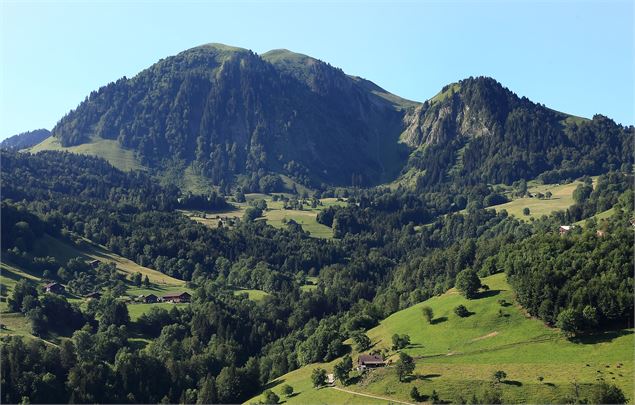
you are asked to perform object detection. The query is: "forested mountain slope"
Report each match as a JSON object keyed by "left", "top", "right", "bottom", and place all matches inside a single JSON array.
[
  {"left": 0, "top": 129, "right": 50, "bottom": 151},
  {"left": 35, "top": 44, "right": 633, "bottom": 192},
  {"left": 402, "top": 77, "right": 633, "bottom": 188},
  {"left": 49, "top": 44, "right": 410, "bottom": 190}
]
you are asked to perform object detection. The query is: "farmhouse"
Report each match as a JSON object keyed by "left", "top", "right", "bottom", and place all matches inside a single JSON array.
[
  {"left": 357, "top": 354, "right": 385, "bottom": 371},
  {"left": 88, "top": 259, "right": 101, "bottom": 268},
  {"left": 44, "top": 282, "right": 65, "bottom": 294},
  {"left": 162, "top": 292, "right": 191, "bottom": 303},
  {"left": 143, "top": 294, "right": 158, "bottom": 303},
  {"left": 326, "top": 373, "right": 335, "bottom": 386},
  {"left": 559, "top": 225, "right": 573, "bottom": 235},
  {"left": 85, "top": 291, "right": 102, "bottom": 300}
]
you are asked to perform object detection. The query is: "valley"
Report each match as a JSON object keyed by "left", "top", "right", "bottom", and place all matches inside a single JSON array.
[{"left": 0, "top": 39, "right": 633, "bottom": 405}]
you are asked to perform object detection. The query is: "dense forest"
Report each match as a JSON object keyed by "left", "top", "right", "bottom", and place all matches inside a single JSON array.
[{"left": 1, "top": 148, "right": 633, "bottom": 403}]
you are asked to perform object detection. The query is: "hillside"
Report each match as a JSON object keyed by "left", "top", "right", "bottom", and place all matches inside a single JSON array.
[
  {"left": 46, "top": 43, "right": 410, "bottom": 190},
  {"left": 29, "top": 44, "right": 632, "bottom": 194},
  {"left": 249, "top": 273, "right": 634, "bottom": 404},
  {"left": 401, "top": 77, "right": 633, "bottom": 187},
  {"left": 1, "top": 129, "right": 50, "bottom": 151}
]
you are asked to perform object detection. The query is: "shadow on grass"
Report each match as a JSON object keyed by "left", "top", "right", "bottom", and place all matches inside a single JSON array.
[
  {"left": 475, "top": 289, "right": 502, "bottom": 299},
  {"left": 418, "top": 373, "right": 442, "bottom": 380},
  {"left": 262, "top": 378, "right": 285, "bottom": 391},
  {"left": 503, "top": 380, "right": 523, "bottom": 386},
  {"left": 571, "top": 329, "right": 634, "bottom": 345},
  {"left": 431, "top": 316, "right": 448, "bottom": 325}
]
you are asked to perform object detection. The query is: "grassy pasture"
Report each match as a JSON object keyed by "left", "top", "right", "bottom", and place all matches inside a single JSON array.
[
  {"left": 233, "top": 289, "right": 270, "bottom": 301},
  {"left": 182, "top": 195, "right": 347, "bottom": 239},
  {"left": 248, "top": 273, "right": 633, "bottom": 404},
  {"left": 493, "top": 179, "right": 591, "bottom": 221},
  {"left": 29, "top": 135, "right": 144, "bottom": 172}
]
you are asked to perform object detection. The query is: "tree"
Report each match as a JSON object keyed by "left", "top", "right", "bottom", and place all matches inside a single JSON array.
[
  {"left": 395, "top": 352, "right": 415, "bottom": 382},
  {"left": 410, "top": 386, "right": 421, "bottom": 402},
  {"left": 455, "top": 269, "right": 482, "bottom": 299},
  {"left": 582, "top": 305, "right": 598, "bottom": 330},
  {"left": 216, "top": 366, "right": 241, "bottom": 403},
  {"left": 197, "top": 375, "right": 217, "bottom": 404},
  {"left": 8, "top": 279, "right": 37, "bottom": 313},
  {"left": 545, "top": 191, "right": 553, "bottom": 199},
  {"left": 262, "top": 390, "right": 280, "bottom": 404},
  {"left": 522, "top": 207, "right": 530, "bottom": 216},
  {"left": 98, "top": 295, "right": 129, "bottom": 327},
  {"left": 573, "top": 184, "right": 593, "bottom": 204},
  {"left": 492, "top": 370, "right": 507, "bottom": 383},
  {"left": 421, "top": 306, "right": 434, "bottom": 324},
  {"left": 333, "top": 355, "right": 352, "bottom": 385},
  {"left": 430, "top": 389, "right": 440, "bottom": 404},
  {"left": 556, "top": 308, "right": 582, "bottom": 337},
  {"left": 311, "top": 368, "right": 327, "bottom": 388},
  {"left": 132, "top": 272, "right": 142, "bottom": 286},
  {"left": 590, "top": 382, "right": 627, "bottom": 404},
  {"left": 392, "top": 334, "right": 410, "bottom": 350},
  {"left": 143, "top": 275, "right": 150, "bottom": 288},
  {"left": 281, "top": 385, "right": 294, "bottom": 397},
  {"left": 351, "top": 332, "right": 372, "bottom": 352},
  {"left": 454, "top": 305, "right": 470, "bottom": 317}
]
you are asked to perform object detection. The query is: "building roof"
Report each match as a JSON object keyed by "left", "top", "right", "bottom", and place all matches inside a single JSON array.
[
  {"left": 145, "top": 293, "right": 158, "bottom": 298},
  {"left": 162, "top": 292, "right": 191, "bottom": 299},
  {"left": 44, "top": 282, "right": 62, "bottom": 289},
  {"left": 358, "top": 354, "right": 384, "bottom": 364}
]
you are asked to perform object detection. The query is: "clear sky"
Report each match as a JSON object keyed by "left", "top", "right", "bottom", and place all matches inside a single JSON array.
[{"left": 0, "top": 0, "right": 633, "bottom": 139}]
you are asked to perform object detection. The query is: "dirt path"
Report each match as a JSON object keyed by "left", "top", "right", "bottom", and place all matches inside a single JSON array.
[
  {"left": 471, "top": 331, "right": 499, "bottom": 342},
  {"left": 331, "top": 386, "right": 415, "bottom": 405}
]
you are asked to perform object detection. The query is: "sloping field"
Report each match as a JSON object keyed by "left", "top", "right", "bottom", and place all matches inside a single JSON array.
[
  {"left": 248, "top": 273, "right": 633, "bottom": 404},
  {"left": 29, "top": 135, "right": 144, "bottom": 172}
]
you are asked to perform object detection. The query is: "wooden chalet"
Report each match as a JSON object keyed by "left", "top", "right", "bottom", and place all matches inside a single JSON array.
[
  {"left": 143, "top": 294, "right": 158, "bottom": 303},
  {"left": 44, "top": 282, "right": 65, "bottom": 294},
  {"left": 161, "top": 292, "right": 191, "bottom": 303},
  {"left": 357, "top": 354, "right": 385, "bottom": 371},
  {"left": 85, "top": 291, "right": 102, "bottom": 300}
]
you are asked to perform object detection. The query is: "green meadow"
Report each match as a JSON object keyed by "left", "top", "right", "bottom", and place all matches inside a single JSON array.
[{"left": 248, "top": 273, "right": 633, "bottom": 404}]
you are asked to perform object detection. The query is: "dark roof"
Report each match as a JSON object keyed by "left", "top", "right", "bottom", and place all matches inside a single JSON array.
[
  {"left": 145, "top": 293, "right": 158, "bottom": 298},
  {"left": 358, "top": 354, "right": 384, "bottom": 364},
  {"left": 44, "top": 282, "right": 62, "bottom": 289},
  {"left": 162, "top": 292, "right": 191, "bottom": 299},
  {"left": 85, "top": 292, "right": 101, "bottom": 298}
]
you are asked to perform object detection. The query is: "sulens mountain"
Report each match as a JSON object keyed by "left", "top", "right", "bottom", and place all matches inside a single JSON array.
[{"left": 51, "top": 44, "right": 413, "bottom": 191}]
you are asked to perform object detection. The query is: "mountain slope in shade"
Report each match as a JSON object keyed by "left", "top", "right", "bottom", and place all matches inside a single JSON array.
[
  {"left": 1, "top": 129, "right": 50, "bottom": 151},
  {"left": 51, "top": 44, "right": 413, "bottom": 190}
]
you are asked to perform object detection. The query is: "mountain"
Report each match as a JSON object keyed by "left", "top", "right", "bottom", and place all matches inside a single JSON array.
[
  {"left": 1, "top": 129, "right": 50, "bottom": 150},
  {"left": 401, "top": 77, "right": 633, "bottom": 187},
  {"left": 50, "top": 44, "right": 414, "bottom": 191},
  {"left": 42, "top": 44, "right": 633, "bottom": 192}
]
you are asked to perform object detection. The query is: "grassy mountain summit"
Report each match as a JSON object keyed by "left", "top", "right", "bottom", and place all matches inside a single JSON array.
[{"left": 39, "top": 44, "right": 633, "bottom": 192}]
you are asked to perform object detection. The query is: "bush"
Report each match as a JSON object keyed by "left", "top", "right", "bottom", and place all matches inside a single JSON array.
[
  {"left": 454, "top": 305, "right": 470, "bottom": 317},
  {"left": 421, "top": 306, "right": 434, "bottom": 324}
]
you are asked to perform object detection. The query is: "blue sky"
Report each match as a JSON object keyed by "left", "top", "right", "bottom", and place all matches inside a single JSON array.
[{"left": 1, "top": 0, "right": 633, "bottom": 139}]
